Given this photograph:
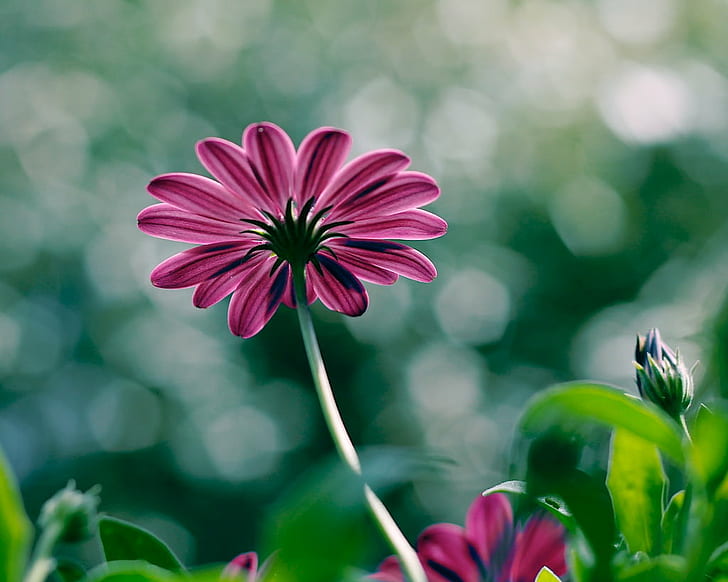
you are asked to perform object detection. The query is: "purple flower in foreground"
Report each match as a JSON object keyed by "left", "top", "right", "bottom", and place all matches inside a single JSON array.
[
  {"left": 371, "top": 494, "right": 567, "bottom": 582},
  {"left": 138, "top": 122, "right": 446, "bottom": 338},
  {"left": 222, "top": 552, "right": 258, "bottom": 581}
]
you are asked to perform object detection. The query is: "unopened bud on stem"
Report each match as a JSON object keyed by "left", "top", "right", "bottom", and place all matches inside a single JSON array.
[
  {"left": 634, "top": 328, "right": 694, "bottom": 421},
  {"left": 38, "top": 481, "right": 100, "bottom": 543}
]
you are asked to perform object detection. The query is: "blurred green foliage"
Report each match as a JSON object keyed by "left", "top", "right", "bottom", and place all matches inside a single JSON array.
[{"left": 1, "top": 0, "right": 727, "bottom": 572}]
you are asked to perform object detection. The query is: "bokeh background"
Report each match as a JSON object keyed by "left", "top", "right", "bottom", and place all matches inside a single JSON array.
[{"left": 2, "top": 0, "right": 728, "bottom": 573}]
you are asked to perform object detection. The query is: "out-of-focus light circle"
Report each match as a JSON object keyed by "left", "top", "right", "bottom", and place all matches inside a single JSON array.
[
  {"left": 157, "top": 0, "right": 272, "bottom": 79},
  {"left": 435, "top": 269, "right": 511, "bottom": 345},
  {"left": 0, "top": 314, "right": 20, "bottom": 373},
  {"left": 683, "top": 62, "right": 728, "bottom": 136},
  {"left": 344, "top": 77, "right": 418, "bottom": 151},
  {"left": 549, "top": 177, "right": 627, "bottom": 256},
  {"left": 204, "top": 406, "right": 283, "bottom": 482},
  {"left": 598, "top": 64, "right": 691, "bottom": 144},
  {"left": 0, "top": 415, "right": 47, "bottom": 480},
  {"left": 597, "top": 0, "right": 677, "bottom": 45},
  {"left": 0, "top": 196, "right": 43, "bottom": 271},
  {"left": 407, "top": 343, "right": 485, "bottom": 416},
  {"left": 88, "top": 380, "right": 162, "bottom": 452},
  {"left": 424, "top": 88, "right": 497, "bottom": 168},
  {"left": 507, "top": 1, "right": 615, "bottom": 112},
  {"left": 345, "top": 283, "right": 412, "bottom": 344},
  {"left": 436, "top": 0, "right": 508, "bottom": 46}
]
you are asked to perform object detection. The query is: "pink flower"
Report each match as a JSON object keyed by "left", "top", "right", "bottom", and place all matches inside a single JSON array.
[
  {"left": 371, "top": 494, "right": 567, "bottom": 582},
  {"left": 222, "top": 552, "right": 258, "bottom": 580},
  {"left": 138, "top": 122, "right": 446, "bottom": 338}
]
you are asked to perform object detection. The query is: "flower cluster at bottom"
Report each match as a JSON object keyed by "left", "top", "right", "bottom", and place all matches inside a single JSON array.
[
  {"left": 371, "top": 493, "right": 567, "bottom": 582},
  {"left": 222, "top": 493, "right": 567, "bottom": 582}
]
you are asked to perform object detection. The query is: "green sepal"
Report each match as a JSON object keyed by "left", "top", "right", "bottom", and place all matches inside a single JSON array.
[{"left": 99, "top": 516, "right": 184, "bottom": 573}]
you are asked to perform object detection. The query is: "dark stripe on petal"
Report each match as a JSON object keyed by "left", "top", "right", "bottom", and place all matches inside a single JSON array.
[
  {"left": 317, "top": 254, "right": 365, "bottom": 291},
  {"left": 199, "top": 243, "right": 240, "bottom": 253},
  {"left": 211, "top": 255, "right": 253, "bottom": 278},
  {"left": 341, "top": 240, "right": 405, "bottom": 252},
  {"left": 300, "top": 132, "right": 335, "bottom": 201},
  {"left": 426, "top": 560, "right": 466, "bottom": 582},
  {"left": 351, "top": 177, "right": 390, "bottom": 200},
  {"left": 195, "top": 139, "right": 274, "bottom": 212},
  {"left": 267, "top": 264, "right": 289, "bottom": 314},
  {"left": 467, "top": 542, "right": 489, "bottom": 581},
  {"left": 298, "top": 130, "right": 345, "bottom": 204}
]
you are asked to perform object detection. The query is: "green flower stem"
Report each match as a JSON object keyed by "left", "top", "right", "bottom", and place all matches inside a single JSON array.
[
  {"left": 23, "top": 520, "right": 63, "bottom": 582},
  {"left": 292, "top": 267, "right": 426, "bottom": 582}
]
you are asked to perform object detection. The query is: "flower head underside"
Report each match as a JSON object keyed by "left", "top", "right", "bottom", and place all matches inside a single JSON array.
[{"left": 138, "top": 122, "right": 447, "bottom": 337}]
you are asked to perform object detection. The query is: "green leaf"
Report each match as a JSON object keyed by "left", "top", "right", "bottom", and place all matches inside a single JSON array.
[
  {"left": 261, "top": 458, "right": 382, "bottom": 582},
  {"left": 535, "top": 566, "right": 562, "bottom": 581},
  {"left": 708, "top": 540, "right": 728, "bottom": 577},
  {"left": 691, "top": 404, "right": 728, "bottom": 497},
  {"left": 615, "top": 555, "right": 685, "bottom": 581},
  {"left": 55, "top": 558, "right": 87, "bottom": 582},
  {"left": 87, "top": 561, "right": 176, "bottom": 582},
  {"left": 520, "top": 382, "right": 685, "bottom": 463},
  {"left": 607, "top": 429, "right": 666, "bottom": 555},
  {"left": 526, "top": 434, "right": 617, "bottom": 571},
  {"left": 0, "top": 447, "right": 32, "bottom": 582},
  {"left": 99, "top": 516, "right": 184, "bottom": 573},
  {"left": 661, "top": 490, "right": 685, "bottom": 554},
  {"left": 481, "top": 480, "right": 575, "bottom": 530}
]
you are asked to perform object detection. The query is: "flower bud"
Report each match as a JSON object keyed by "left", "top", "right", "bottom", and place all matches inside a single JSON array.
[
  {"left": 222, "top": 552, "right": 258, "bottom": 581},
  {"left": 634, "top": 328, "right": 694, "bottom": 419},
  {"left": 38, "top": 481, "right": 100, "bottom": 543}
]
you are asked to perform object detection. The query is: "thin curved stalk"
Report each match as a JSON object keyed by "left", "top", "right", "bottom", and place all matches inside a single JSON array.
[{"left": 292, "top": 266, "right": 426, "bottom": 582}]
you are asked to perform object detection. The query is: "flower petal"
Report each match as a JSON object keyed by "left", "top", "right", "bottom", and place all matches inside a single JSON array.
[
  {"left": 318, "top": 149, "right": 410, "bottom": 209},
  {"left": 328, "top": 248, "right": 398, "bottom": 285},
  {"left": 307, "top": 254, "right": 368, "bottom": 316},
  {"left": 147, "top": 173, "right": 253, "bottom": 221},
  {"left": 151, "top": 242, "right": 255, "bottom": 289},
  {"left": 417, "top": 524, "right": 481, "bottom": 582},
  {"left": 505, "top": 516, "right": 567, "bottom": 582},
  {"left": 369, "top": 556, "right": 404, "bottom": 582},
  {"left": 333, "top": 240, "right": 437, "bottom": 282},
  {"left": 337, "top": 209, "right": 447, "bottom": 241},
  {"left": 294, "top": 127, "right": 352, "bottom": 205},
  {"left": 196, "top": 137, "right": 275, "bottom": 212},
  {"left": 228, "top": 260, "right": 289, "bottom": 338},
  {"left": 465, "top": 493, "right": 514, "bottom": 577},
  {"left": 223, "top": 552, "right": 258, "bottom": 581},
  {"left": 192, "top": 251, "right": 268, "bottom": 308},
  {"left": 137, "top": 203, "right": 246, "bottom": 243},
  {"left": 281, "top": 269, "right": 316, "bottom": 309},
  {"left": 331, "top": 171, "right": 440, "bottom": 221},
  {"left": 243, "top": 122, "right": 296, "bottom": 212}
]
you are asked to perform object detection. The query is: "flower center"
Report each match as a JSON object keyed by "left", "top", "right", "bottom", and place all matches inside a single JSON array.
[{"left": 241, "top": 198, "right": 351, "bottom": 272}]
